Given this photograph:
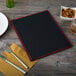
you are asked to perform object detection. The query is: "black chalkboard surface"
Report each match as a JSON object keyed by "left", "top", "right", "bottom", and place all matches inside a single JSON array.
[{"left": 11, "top": 10, "right": 72, "bottom": 61}]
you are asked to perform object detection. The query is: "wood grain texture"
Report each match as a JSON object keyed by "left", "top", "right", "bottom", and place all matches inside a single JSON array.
[{"left": 0, "top": 0, "right": 76, "bottom": 76}]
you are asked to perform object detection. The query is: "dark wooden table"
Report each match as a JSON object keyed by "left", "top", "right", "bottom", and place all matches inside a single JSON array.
[{"left": 0, "top": 0, "right": 76, "bottom": 76}]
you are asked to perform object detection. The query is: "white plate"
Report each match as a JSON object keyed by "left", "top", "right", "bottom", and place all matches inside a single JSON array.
[{"left": 0, "top": 12, "right": 8, "bottom": 36}]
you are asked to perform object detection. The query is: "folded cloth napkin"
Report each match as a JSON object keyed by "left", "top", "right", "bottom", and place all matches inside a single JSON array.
[
  {"left": 2, "top": 51, "right": 26, "bottom": 71},
  {"left": 0, "top": 58, "right": 24, "bottom": 76},
  {"left": 3, "top": 43, "right": 38, "bottom": 72}
]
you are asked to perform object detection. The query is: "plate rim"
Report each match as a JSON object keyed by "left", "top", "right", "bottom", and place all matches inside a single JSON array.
[{"left": 0, "top": 12, "right": 8, "bottom": 36}]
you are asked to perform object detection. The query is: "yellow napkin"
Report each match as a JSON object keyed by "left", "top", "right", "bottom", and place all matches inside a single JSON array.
[
  {"left": 3, "top": 43, "right": 37, "bottom": 72},
  {"left": 2, "top": 51, "right": 26, "bottom": 71},
  {"left": 10, "top": 43, "right": 38, "bottom": 71},
  {"left": 0, "top": 58, "right": 24, "bottom": 76}
]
